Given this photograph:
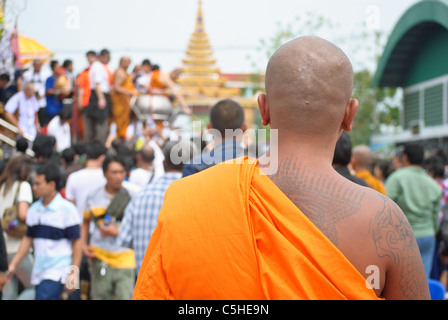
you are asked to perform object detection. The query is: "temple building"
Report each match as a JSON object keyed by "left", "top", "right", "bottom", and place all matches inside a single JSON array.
[{"left": 175, "top": 0, "right": 261, "bottom": 124}]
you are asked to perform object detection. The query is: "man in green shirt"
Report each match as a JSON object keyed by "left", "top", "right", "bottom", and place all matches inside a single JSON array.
[{"left": 386, "top": 143, "right": 442, "bottom": 278}]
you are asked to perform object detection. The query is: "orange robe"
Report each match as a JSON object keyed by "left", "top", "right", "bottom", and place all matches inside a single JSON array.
[
  {"left": 110, "top": 72, "right": 137, "bottom": 139},
  {"left": 133, "top": 157, "right": 382, "bottom": 300},
  {"left": 355, "top": 170, "right": 387, "bottom": 196},
  {"left": 149, "top": 70, "right": 166, "bottom": 91}
]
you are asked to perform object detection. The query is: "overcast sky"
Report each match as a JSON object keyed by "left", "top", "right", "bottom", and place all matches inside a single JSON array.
[{"left": 11, "top": 0, "right": 418, "bottom": 74}]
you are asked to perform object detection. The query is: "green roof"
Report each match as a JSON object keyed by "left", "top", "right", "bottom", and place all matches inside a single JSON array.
[{"left": 372, "top": 0, "right": 448, "bottom": 88}]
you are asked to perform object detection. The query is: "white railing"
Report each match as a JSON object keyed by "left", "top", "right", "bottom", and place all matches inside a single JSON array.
[{"left": 0, "top": 118, "right": 35, "bottom": 157}]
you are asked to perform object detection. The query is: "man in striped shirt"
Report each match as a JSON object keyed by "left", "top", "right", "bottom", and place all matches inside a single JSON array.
[
  {"left": 7, "top": 161, "right": 81, "bottom": 300},
  {"left": 118, "top": 140, "right": 194, "bottom": 275}
]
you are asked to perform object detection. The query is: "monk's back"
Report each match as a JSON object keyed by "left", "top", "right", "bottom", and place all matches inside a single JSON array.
[
  {"left": 136, "top": 158, "right": 383, "bottom": 299},
  {"left": 266, "top": 156, "right": 428, "bottom": 299}
]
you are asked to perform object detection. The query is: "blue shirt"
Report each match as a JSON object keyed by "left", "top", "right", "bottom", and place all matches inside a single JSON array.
[
  {"left": 45, "top": 76, "right": 63, "bottom": 116},
  {"left": 117, "top": 172, "right": 182, "bottom": 274},
  {"left": 182, "top": 140, "right": 247, "bottom": 177}
]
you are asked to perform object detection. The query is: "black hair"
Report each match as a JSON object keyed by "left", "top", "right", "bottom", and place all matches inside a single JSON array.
[
  {"left": 423, "top": 155, "right": 445, "bottom": 179},
  {"left": 404, "top": 143, "right": 424, "bottom": 165},
  {"left": 100, "top": 48, "right": 110, "bottom": 56},
  {"left": 50, "top": 60, "right": 59, "bottom": 71},
  {"left": 0, "top": 73, "right": 10, "bottom": 82},
  {"left": 332, "top": 131, "right": 352, "bottom": 166},
  {"left": 15, "top": 137, "right": 28, "bottom": 153},
  {"left": 210, "top": 99, "right": 245, "bottom": 135},
  {"left": 62, "top": 59, "right": 73, "bottom": 69},
  {"left": 72, "top": 142, "right": 87, "bottom": 156},
  {"left": 61, "top": 147, "right": 76, "bottom": 164},
  {"left": 85, "top": 140, "right": 107, "bottom": 160},
  {"left": 32, "top": 135, "right": 56, "bottom": 160},
  {"left": 102, "top": 155, "right": 127, "bottom": 173},
  {"left": 141, "top": 59, "right": 151, "bottom": 66},
  {"left": 35, "top": 160, "right": 63, "bottom": 191},
  {"left": 86, "top": 50, "right": 97, "bottom": 57},
  {"left": 59, "top": 105, "right": 72, "bottom": 121}
]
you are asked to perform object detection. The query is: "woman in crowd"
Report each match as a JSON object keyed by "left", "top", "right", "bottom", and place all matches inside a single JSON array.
[{"left": 0, "top": 155, "right": 35, "bottom": 300}]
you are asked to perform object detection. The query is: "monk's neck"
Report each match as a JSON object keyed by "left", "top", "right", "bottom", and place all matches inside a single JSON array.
[{"left": 276, "top": 140, "right": 335, "bottom": 167}]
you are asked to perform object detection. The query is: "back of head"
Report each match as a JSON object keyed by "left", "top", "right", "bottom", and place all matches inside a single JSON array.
[
  {"left": 404, "top": 143, "right": 424, "bottom": 165},
  {"left": 85, "top": 140, "right": 107, "bottom": 160},
  {"left": 265, "top": 36, "right": 354, "bottom": 137},
  {"left": 62, "top": 147, "right": 76, "bottom": 164},
  {"left": 423, "top": 155, "right": 445, "bottom": 179},
  {"left": 139, "top": 145, "right": 155, "bottom": 164},
  {"left": 16, "top": 137, "right": 28, "bottom": 153},
  {"left": 210, "top": 99, "right": 245, "bottom": 136},
  {"left": 352, "top": 145, "right": 373, "bottom": 169},
  {"left": 162, "top": 140, "right": 197, "bottom": 172},
  {"left": 59, "top": 105, "right": 73, "bottom": 121},
  {"left": 32, "top": 135, "right": 56, "bottom": 160},
  {"left": 0, "top": 73, "right": 10, "bottom": 83},
  {"left": 332, "top": 131, "right": 352, "bottom": 166}
]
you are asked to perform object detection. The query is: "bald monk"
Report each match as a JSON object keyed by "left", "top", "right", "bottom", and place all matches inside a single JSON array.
[
  {"left": 110, "top": 56, "right": 138, "bottom": 139},
  {"left": 133, "top": 36, "right": 430, "bottom": 300},
  {"left": 350, "top": 145, "right": 387, "bottom": 195}
]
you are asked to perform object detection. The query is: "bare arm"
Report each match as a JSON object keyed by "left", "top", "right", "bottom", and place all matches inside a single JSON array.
[
  {"left": 4, "top": 110, "right": 23, "bottom": 136},
  {"left": 71, "top": 238, "right": 82, "bottom": 268},
  {"left": 7, "top": 236, "right": 33, "bottom": 278},
  {"left": 81, "top": 216, "right": 96, "bottom": 259},
  {"left": 113, "top": 69, "right": 134, "bottom": 96},
  {"left": 16, "top": 77, "right": 23, "bottom": 92},
  {"left": 17, "top": 201, "right": 30, "bottom": 222},
  {"left": 4, "top": 110, "right": 19, "bottom": 128},
  {"left": 34, "top": 112, "right": 41, "bottom": 133},
  {"left": 371, "top": 198, "right": 430, "bottom": 300},
  {"left": 95, "top": 83, "right": 106, "bottom": 109},
  {"left": 161, "top": 72, "right": 192, "bottom": 115}
]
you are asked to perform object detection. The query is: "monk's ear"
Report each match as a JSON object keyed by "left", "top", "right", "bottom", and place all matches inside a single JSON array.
[
  {"left": 258, "top": 93, "right": 270, "bottom": 127},
  {"left": 341, "top": 98, "right": 358, "bottom": 132},
  {"left": 241, "top": 123, "right": 248, "bottom": 133}
]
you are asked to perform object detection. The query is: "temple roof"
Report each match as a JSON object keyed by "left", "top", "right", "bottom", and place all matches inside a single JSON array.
[{"left": 372, "top": 0, "right": 448, "bottom": 88}]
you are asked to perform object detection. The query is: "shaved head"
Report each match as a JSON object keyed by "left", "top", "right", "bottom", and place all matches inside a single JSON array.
[
  {"left": 352, "top": 145, "right": 373, "bottom": 169},
  {"left": 120, "top": 56, "right": 131, "bottom": 68},
  {"left": 264, "top": 36, "right": 354, "bottom": 137}
]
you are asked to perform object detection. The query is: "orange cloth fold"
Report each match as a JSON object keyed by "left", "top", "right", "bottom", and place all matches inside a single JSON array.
[{"left": 133, "top": 157, "right": 382, "bottom": 300}]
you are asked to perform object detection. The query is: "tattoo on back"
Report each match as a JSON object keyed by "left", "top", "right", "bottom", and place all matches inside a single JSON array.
[
  {"left": 370, "top": 198, "right": 429, "bottom": 299},
  {"left": 270, "top": 157, "right": 365, "bottom": 245}
]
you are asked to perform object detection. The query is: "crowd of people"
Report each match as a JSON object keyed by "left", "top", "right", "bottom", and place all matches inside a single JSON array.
[{"left": 0, "top": 37, "right": 446, "bottom": 300}]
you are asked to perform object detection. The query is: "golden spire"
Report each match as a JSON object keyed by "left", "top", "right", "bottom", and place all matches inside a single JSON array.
[
  {"left": 177, "top": 0, "right": 239, "bottom": 101},
  {"left": 195, "top": 0, "right": 204, "bottom": 34}
]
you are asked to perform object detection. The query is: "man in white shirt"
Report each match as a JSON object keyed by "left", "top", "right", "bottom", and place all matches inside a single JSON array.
[
  {"left": 134, "top": 59, "right": 152, "bottom": 94},
  {"left": 65, "top": 140, "right": 107, "bottom": 220},
  {"left": 46, "top": 107, "right": 72, "bottom": 153},
  {"left": 129, "top": 144, "right": 160, "bottom": 188},
  {"left": 22, "top": 59, "right": 50, "bottom": 127},
  {"left": 83, "top": 49, "right": 112, "bottom": 144},
  {"left": 4, "top": 82, "right": 41, "bottom": 140}
]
